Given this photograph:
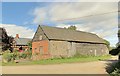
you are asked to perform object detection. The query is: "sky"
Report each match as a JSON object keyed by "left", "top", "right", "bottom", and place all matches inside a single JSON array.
[{"left": 0, "top": 2, "right": 119, "bottom": 47}]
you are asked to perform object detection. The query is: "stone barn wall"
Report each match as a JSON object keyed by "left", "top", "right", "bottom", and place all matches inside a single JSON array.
[
  {"left": 67, "top": 42, "right": 76, "bottom": 57},
  {"left": 49, "top": 40, "right": 109, "bottom": 58},
  {"left": 75, "top": 43, "right": 109, "bottom": 56},
  {"left": 49, "top": 40, "right": 69, "bottom": 58}
]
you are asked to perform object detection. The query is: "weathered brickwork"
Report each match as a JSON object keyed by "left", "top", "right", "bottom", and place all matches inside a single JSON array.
[{"left": 32, "top": 40, "right": 50, "bottom": 60}]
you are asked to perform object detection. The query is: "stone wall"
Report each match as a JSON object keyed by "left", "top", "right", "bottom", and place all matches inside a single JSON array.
[
  {"left": 67, "top": 42, "right": 76, "bottom": 57},
  {"left": 75, "top": 43, "right": 109, "bottom": 56},
  {"left": 33, "top": 40, "right": 109, "bottom": 59},
  {"left": 49, "top": 40, "right": 109, "bottom": 58},
  {"left": 49, "top": 40, "right": 69, "bottom": 58}
]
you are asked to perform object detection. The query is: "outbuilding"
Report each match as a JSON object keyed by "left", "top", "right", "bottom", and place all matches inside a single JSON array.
[
  {"left": 12, "top": 34, "right": 31, "bottom": 51},
  {"left": 32, "top": 25, "right": 109, "bottom": 59}
]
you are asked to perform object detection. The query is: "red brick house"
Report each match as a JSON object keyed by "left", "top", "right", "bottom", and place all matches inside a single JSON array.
[{"left": 12, "top": 34, "right": 31, "bottom": 51}]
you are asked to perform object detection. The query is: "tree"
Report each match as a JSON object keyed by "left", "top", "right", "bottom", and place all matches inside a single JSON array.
[
  {"left": 27, "top": 41, "right": 32, "bottom": 50},
  {"left": 8, "top": 36, "right": 14, "bottom": 52},
  {"left": 67, "top": 25, "right": 77, "bottom": 30},
  {"left": 104, "top": 39, "right": 110, "bottom": 50},
  {"left": 2, "top": 35, "right": 13, "bottom": 52},
  {"left": 116, "top": 42, "right": 120, "bottom": 47},
  {"left": 118, "top": 29, "right": 120, "bottom": 41}
]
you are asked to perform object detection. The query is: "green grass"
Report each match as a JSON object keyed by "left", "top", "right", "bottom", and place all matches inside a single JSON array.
[{"left": 2, "top": 55, "right": 111, "bottom": 66}]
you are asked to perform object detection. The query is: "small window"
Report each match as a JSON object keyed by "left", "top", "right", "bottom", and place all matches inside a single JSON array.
[{"left": 39, "top": 35, "right": 43, "bottom": 40}]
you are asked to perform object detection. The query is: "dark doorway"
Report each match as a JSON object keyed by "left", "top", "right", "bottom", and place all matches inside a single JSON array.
[{"left": 19, "top": 46, "right": 23, "bottom": 50}]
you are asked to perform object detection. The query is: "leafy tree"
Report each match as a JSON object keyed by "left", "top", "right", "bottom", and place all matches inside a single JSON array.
[
  {"left": 116, "top": 42, "right": 120, "bottom": 47},
  {"left": 67, "top": 25, "right": 77, "bottom": 30},
  {"left": 2, "top": 35, "right": 14, "bottom": 52},
  {"left": 118, "top": 28, "right": 120, "bottom": 32},
  {"left": 8, "top": 36, "right": 14, "bottom": 52},
  {"left": 107, "top": 24, "right": 120, "bottom": 75},
  {"left": 27, "top": 41, "right": 32, "bottom": 50},
  {"left": 104, "top": 39, "right": 110, "bottom": 50}
]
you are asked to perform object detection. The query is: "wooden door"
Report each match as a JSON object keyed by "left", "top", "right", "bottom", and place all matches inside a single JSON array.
[{"left": 39, "top": 46, "right": 43, "bottom": 55}]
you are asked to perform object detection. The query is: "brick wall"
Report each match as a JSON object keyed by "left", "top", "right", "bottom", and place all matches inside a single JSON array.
[{"left": 32, "top": 40, "right": 50, "bottom": 60}]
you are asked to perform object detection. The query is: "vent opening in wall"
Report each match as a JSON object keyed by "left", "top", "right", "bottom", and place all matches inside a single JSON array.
[{"left": 39, "top": 35, "right": 43, "bottom": 40}]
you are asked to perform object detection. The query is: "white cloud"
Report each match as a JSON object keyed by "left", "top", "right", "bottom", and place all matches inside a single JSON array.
[
  {"left": 0, "top": 24, "right": 35, "bottom": 38},
  {"left": 32, "top": 2, "right": 117, "bottom": 23},
  {"left": 32, "top": 2, "right": 118, "bottom": 46},
  {"left": 33, "top": 7, "right": 48, "bottom": 24}
]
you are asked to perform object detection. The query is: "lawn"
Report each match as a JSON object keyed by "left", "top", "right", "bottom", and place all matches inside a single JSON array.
[{"left": 2, "top": 55, "right": 111, "bottom": 66}]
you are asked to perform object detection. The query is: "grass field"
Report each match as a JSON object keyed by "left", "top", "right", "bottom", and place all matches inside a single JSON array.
[{"left": 2, "top": 55, "right": 111, "bottom": 66}]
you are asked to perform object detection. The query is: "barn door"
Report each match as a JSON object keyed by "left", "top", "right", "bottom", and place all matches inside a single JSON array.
[
  {"left": 68, "top": 42, "right": 76, "bottom": 57},
  {"left": 39, "top": 46, "right": 43, "bottom": 55}
]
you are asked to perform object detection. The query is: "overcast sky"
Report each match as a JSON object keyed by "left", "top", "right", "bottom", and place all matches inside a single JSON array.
[{"left": 0, "top": 2, "right": 119, "bottom": 47}]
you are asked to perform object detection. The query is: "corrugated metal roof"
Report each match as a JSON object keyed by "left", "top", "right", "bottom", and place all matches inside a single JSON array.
[
  {"left": 40, "top": 25, "right": 105, "bottom": 44},
  {"left": 14, "top": 38, "right": 31, "bottom": 45}
]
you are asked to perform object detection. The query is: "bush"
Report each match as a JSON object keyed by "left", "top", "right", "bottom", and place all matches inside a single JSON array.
[
  {"left": 109, "top": 45, "right": 120, "bottom": 56},
  {"left": 12, "top": 50, "right": 20, "bottom": 60},
  {"left": 109, "top": 61, "right": 120, "bottom": 76},
  {"left": 3, "top": 50, "right": 13, "bottom": 62},
  {"left": 26, "top": 50, "right": 32, "bottom": 59},
  {"left": 2, "top": 49, "right": 32, "bottom": 63},
  {"left": 109, "top": 49, "right": 119, "bottom": 55},
  {"left": 108, "top": 45, "right": 120, "bottom": 75},
  {"left": 110, "top": 68, "right": 120, "bottom": 76},
  {"left": 20, "top": 52, "right": 27, "bottom": 59},
  {"left": 20, "top": 50, "right": 32, "bottom": 59}
]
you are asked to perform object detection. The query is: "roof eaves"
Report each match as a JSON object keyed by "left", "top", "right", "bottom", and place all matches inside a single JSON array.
[{"left": 39, "top": 25, "right": 50, "bottom": 40}]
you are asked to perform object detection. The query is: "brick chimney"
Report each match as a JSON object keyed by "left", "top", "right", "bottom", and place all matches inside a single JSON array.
[{"left": 15, "top": 34, "right": 19, "bottom": 38}]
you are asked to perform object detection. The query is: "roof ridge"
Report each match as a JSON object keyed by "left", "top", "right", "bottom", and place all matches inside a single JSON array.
[
  {"left": 40, "top": 25, "right": 97, "bottom": 36},
  {"left": 38, "top": 25, "right": 105, "bottom": 44}
]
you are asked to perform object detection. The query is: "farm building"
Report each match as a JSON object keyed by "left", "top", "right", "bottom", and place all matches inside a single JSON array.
[
  {"left": 12, "top": 34, "right": 31, "bottom": 51},
  {"left": 32, "top": 25, "right": 109, "bottom": 59}
]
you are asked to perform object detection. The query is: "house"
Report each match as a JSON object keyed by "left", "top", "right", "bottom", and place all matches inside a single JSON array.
[
  {"left": 0, "top": 28, "right": 9, "bottom": 52},
  {"left": 32, "top": 25, "right": 109, "bottom": 59},
  {"left": 12, "top": 34, "right": 31, "bottom": 51}
]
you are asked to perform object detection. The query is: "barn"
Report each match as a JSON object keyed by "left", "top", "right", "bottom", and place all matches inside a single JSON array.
[{"left": 32, "top": 25, "right": 109, "bottom": 59}]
